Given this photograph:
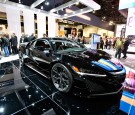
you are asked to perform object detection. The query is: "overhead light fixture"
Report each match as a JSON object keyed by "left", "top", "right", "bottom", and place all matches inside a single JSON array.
[
  {"left": 45, "top": 1, "right": 49, "bottom": 6},
  {"left": 41, "top": 6, "right": 43, "bottom": 10},
  {"left": 18, "top": 0, "right": 21, "bottom": 4},
  {"left": 65, "top": 9, "right": 91, "bottom": 21},
  {"left": 109, "top": 21, "right": 113, "bottom": 25},
  {"left": 0, "top": 107, "right": 4, "bottom": 113},
  {"left": 102, "top": 16, "right": 106, "bottom": 19},
  {"left": 64, "top": 14, "right": 68, "bottom": 16},
  {"left": 76, "top": 2, "right": 79, "bottom": 5},
  {"left": 50, "top": 9, "right": 56, "bottom": 12},
  {"left": 92, "top": 10, "right": 95, "bottom": 13}
]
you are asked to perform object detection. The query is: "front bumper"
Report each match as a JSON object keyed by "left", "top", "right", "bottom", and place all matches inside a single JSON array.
[{"left": 73, "top": 69, "right": 126, "bottom": 97}]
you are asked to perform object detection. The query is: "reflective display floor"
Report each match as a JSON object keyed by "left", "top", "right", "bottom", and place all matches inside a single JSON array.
[{"left": 0, "top": 60, "right": 129, "bottom": 115}]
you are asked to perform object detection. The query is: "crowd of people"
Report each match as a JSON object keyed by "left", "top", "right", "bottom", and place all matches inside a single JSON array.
[
  {"left": 100, "top": 37, "right": 130, "bottom": 59},
  {"left": 0, "top": 33, "right": 18, "bottom": 58},
  {"left": 0, "top": 33, "right": 38, "bottom": 59},
  {"left": 0, "top": 30, "right": 131, "bottom": 61}
]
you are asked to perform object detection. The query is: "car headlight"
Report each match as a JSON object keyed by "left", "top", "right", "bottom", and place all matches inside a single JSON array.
[{"left": 72, "top": 66, "right": 106, "bottom": 77}]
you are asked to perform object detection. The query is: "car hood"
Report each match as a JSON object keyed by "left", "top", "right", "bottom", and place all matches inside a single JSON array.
[{"left": 64, "top": 49, "right": 123, "bottom": 71}]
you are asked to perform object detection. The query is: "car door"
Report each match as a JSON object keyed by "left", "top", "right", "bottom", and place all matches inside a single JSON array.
[
  {"left": 28, "top": 40, "right": 38, "bottom": 64},
  {"left": 32, "top": 40, "right": 52, "bottom": 70}
]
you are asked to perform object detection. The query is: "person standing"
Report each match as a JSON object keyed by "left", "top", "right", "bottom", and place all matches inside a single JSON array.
[
  {"left": 0, "top": 37, "right": 2, "bottom": 59},
  {"left": 100, "top": 37, "right": 104, "bottom": 50},
  {"left": 2, "top": 34, "right": 10, "bottom": 57},
  {"left": 43, "top": 33, "right": 47, "bottom": 38},
  {"left": 122, "top": 38, "right": 130, "bottom": 59},
  {"left": 113, "top": 38, "right": 117, "bottom": 49},
  {"left": 10, "top": 33, "right": 18, "bottom": 54},
  {"left": 28, "top": 33, "right": 36, "bottom": 42},
  {"left": 104, "top": 39, "right": 108, "bottom": 49},
  {"left": 82, "top": 36, "right": 86, "bottom": 44},
  {"left": 115, "top": 37, "right": 123, "bottom": 59},
  {"left": 71, "top": 28, "right": 78, "bottom": 41},
  {"left": 108, "top": 39, "right": 112, "bottom": 49},
  {"left": 6, "top": 34, "right": 11, "bottom": 55},
  {"left": 20, "top": 33, "right": 28, "bottom": 43}
]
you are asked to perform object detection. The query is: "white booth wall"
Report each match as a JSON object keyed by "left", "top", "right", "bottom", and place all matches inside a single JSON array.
[
  {"left": 83, "top": 25, "right": 114, "bottom": 38},
  {"left": 83, "top": 26, "right": 98, "bottom": 37}
]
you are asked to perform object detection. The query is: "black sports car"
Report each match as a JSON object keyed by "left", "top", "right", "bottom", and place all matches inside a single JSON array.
[{"left": 19, "top": 38, "right": 126, "bottom": 96}]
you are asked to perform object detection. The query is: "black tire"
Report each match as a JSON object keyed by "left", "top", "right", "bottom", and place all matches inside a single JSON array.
[{"left": 51, "top": 63, "right": 73, "bottom": 93}]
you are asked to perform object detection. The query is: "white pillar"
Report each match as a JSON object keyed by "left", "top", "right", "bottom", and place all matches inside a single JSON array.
[
  {"left": 48, "top": 16, "right": 56, "bottom": 37},
  {"left": 6, "top": 7, "right": 21, "bottom": 41},
  {"left": 37, "top": 13, "right": 46, "bottom": 38},
  {"left": 23, "top": 10, "right": 35, "bottom": 36}
]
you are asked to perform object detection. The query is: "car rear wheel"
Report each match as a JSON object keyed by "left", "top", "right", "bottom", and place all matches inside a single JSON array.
[{"left": 51, "top": 63, "right": 73, "bottom": 93}]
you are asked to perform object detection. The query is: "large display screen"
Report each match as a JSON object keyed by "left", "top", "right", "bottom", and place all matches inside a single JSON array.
[
  {"left": 125, "top": 7, "right": 135, "bottom": 53},
  {"left": 93, "top": 34, "right": 100, "bottom": 44},
  {"left": 126, "top": 7, "right": 135, "bottom": 36},
  {"left": 119, "top": 0, "right": 135, "bottom": 10},
  {"left": 115, "top": 24, "right": 126, "bottom": 37}
]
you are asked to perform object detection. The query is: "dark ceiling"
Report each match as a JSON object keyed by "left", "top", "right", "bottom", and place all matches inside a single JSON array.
[
  {"left": 93, "top": 0, "right": 126, "bottom": 24},
  {"left": 9, "top": 0, "right": 126, "bottom": 24}
]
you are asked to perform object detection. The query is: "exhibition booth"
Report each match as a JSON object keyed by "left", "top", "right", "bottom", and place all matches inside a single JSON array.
[{"left": 0, "top": 0, "right": 135, "bottom": 115}]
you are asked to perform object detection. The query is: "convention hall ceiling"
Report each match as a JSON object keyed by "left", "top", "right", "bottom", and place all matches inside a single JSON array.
[{"left": 6, "top": 0, "right": 126, "bottom": 24}]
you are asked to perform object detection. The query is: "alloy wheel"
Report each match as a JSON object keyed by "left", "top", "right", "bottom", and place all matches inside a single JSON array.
[{"left": 51, "top": 63, "right": 73, "bottom": 92}]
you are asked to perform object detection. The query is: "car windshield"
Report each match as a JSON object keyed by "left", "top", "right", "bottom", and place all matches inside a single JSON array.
[{"left": 50, "top": 39, "right": 86, "bottom": 53}]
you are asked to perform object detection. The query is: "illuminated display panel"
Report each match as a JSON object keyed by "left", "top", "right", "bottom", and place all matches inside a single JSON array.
[{"left": 119, "top": 0, "right": 135, "bottom": 10}]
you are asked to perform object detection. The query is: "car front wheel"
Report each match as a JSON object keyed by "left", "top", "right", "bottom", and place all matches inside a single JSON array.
[{"left": 51, "top": 63, "right": 73, "bottom": 93}]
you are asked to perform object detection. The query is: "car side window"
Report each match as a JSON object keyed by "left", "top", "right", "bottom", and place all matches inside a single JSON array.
[
  {"left": 35, "top": 40, "right": 50, "bottom": 49},
  {"left": 30, "top": 41, "right": 36, "bottom": 49}
]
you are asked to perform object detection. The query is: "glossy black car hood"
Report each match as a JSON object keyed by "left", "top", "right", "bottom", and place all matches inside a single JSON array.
[{"left": 63, "top": 49, "right": 123, "bottom": 71}]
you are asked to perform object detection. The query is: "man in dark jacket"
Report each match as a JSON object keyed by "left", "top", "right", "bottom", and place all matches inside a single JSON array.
[
  {"left": 10, "top": 33, "right": 18, "bottom": 54},
  {"left": 100, "top": 37, "right": 104, "bottom": 50},
  {"left": 122, "top": 38, "right": 130, "bottom": 59},
  {"left": 2, "top": 34, "right": 10, "bottom": 57},
  {"left": 0, "top": 37, "right": 2, "bottom": 59},
  {"left": 20, "top": 34, "right": 28, "bottom": 43},
  {"left": 27, "top": 33, "right": 36, "bottom": 42}
]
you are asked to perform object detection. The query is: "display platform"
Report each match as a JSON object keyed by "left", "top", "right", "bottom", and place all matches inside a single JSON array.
[{"left": 0, "top": 59, "right": 132, "bottom": 115}]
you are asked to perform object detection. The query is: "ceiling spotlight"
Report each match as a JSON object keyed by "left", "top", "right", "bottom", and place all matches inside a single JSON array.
[
  {"left": 76, "top": 2, "right": 79, "bottom": 5},
  {"left": 64, "top": 14, "right": 68, "bottom": 16},
  {"left": 41, "top": 6, "right": 43, "bottom": 10},
  {"left": 45, "top": 1, "right": 49, "bottom": 6},
  {"left": 18, "top": 0, "right": 21, "bottom": 3},
  {"left": 109, "top": 21, "right": 113, "bottom": 25},
  {"left": 92, "top": 10, "right": 95, "bottom": 13},
  {"left": 110, "top": 21, "right": 113, "bottom": 23},
  {"left": 0, "top": 107, "right": 4, "bottom": 113},
  {"left": 102, "top": 16, "right": 106, "bottom": 19}
]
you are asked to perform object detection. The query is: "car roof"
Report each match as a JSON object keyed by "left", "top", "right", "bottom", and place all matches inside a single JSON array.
[{"left": 38, "top": 37, "right": 72, "bottom": 42}]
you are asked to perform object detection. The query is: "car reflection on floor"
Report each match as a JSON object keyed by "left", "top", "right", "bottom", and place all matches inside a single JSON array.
[{"left": 0, "top": 60, "right": 127, "bottom": 115}]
